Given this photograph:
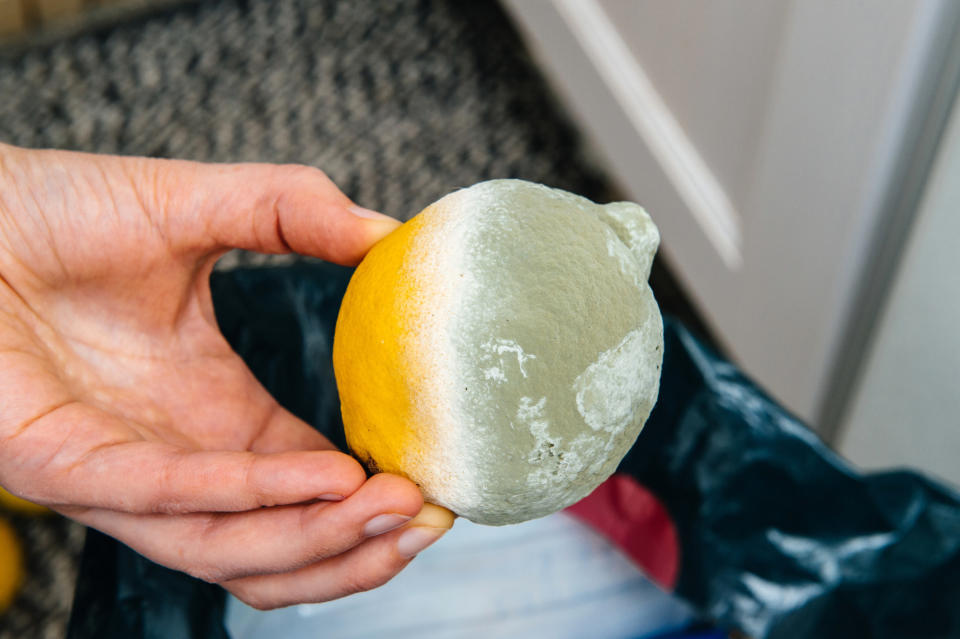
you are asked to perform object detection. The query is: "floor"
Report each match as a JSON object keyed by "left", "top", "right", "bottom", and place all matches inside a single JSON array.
[{"left": 0, "top": 1, "right": 711, "bottom": 636}]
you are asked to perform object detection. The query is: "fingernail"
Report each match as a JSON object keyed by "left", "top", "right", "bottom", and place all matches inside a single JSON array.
[
  {"left": 397, "top": 526, "right": 447, "bottom": 558},
  {"left": 364, "top": 513, "right": 412, "bottom": 537},
  {"left": 348, "top": 205, "right": 398, "bottom": 224},
  {"left": 317, "top": 494, "right": 344, "bottom": 501}
]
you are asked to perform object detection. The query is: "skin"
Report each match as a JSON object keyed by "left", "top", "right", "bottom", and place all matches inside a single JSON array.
[{"left": 0, "top": 143, "right": 452, "bottom": 610}]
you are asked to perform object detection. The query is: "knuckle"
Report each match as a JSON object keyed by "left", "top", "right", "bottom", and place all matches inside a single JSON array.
[
  {"left": 125, "top": 156, "right": 166, "bottom": 218},
  {"left": 280, "top": 163, "right": 328, "bottom": 185},
  {"left": 147, "top": 451, "right": 185, "bottom": 513},
  {"left": 328, "top": 456, "right": 367, "bottom": 498},
  {"left": 344, "top": 458, "right": 369, "bottom": 488},
  {"left": 242, "top": 453, "right": 271, "bottom": 508},
  {"left": 268, "top": 164, "right": 331, "bottom": 200}
]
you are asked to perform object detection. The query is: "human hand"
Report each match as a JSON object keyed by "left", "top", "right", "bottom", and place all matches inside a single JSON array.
[{"left": 0, "top": 143, "right": 453, "bottom": 609}]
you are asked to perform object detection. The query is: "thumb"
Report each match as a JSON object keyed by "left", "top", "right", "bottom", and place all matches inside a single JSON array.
[{"left": 140, "top": 158, "right": 401, "bottom": 265}]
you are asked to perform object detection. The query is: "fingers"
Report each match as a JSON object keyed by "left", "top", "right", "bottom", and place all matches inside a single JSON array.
[
  {"left": 224, "top": 503, "right": 456, "bottom": 609},
  {"left": 77, "top": 444, "right": 370, "bottom": 514},
  {"left": 6, "top": 401, "right": 368, "bottom": 513},
  {"left": 137, "top": 158, "right": 401, "bottom": 264},
  {"left": 67, "top": 473, "right": 425, "bottom": 583},
  {"left": 395, "top": 502, "right": 456, "bottom": 558}
]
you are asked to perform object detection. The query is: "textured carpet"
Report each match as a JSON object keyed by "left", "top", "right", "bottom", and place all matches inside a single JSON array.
[
  {"left": 0, "top": 1, "right": 707, "bottom": 635},
  {"left": 0, "top": 0, "right": 614, "bottom": 213}
]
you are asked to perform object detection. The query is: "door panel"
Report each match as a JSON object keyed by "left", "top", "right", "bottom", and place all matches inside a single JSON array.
[
  {"left": 601, "top": 0, "right": 789, "bottom": 209},
  {"left": 503, "top": 0, "right": 954, "bottom": 425}
]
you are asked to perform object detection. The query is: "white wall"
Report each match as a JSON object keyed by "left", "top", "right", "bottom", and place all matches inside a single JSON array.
[{"left": 838, "top": 98, "right": 960, "bottom": 489}]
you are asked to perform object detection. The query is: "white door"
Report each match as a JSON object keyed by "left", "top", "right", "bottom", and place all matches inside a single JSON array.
[
  {"left": 503, "top": 0, "right": 959, "bottom": 429},
  {"left": 838, "top": 89, "right": 960, "bottom": 488}
]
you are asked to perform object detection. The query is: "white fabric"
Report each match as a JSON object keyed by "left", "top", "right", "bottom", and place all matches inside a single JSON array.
[{"left": 225, "top": 511, "right": 693, "bottom": 639}]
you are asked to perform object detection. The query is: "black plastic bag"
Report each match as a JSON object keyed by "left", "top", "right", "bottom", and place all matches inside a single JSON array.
[
  {"left": 613, "top": 321, "right": 960, "bottom": 638},
  {"left": 67, "top": 261, "right": 960, "bottom": 638}
]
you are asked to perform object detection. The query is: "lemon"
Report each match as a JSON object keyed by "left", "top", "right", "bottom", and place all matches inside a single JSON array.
[
  {"left": 334, "top": 180, "right": 663, "bottom": 525},
  {"left": 0, "top": 487, "right": 48, "bottom": 516},
  {"left": 0, "top": 518, "right": 23, "bottom": 613}
]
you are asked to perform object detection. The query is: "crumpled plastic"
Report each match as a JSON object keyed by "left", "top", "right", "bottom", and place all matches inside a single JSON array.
[
  {"left": 67, "top": 261, "right": 960, "bottom": 639},
  {"left": 619, "top": 318, "right": 960, "bottom": 639}
]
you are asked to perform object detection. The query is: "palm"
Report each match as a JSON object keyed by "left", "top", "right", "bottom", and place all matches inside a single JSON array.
[
  {"left": 0, "top": 149, "right": 333, "bottom": 499},
  {"left": 0, "top": 145, "right": 436, "bottom": 609}
]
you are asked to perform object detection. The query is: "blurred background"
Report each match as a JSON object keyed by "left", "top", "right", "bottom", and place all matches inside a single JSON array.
[
  {"left": 504, "top": 0, "right": 960, "bottom": 484},
  {"left": 2, "top": 0, "right": 959, "bottom": 637}
]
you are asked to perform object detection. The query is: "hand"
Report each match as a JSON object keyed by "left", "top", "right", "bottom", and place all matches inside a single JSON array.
[{"left": 0, "top": 143, "right": 453, "bottom": 609}]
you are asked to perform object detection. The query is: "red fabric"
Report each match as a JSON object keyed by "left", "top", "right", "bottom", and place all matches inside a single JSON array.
[{"left": 565, "top": 474, "right": 680, "bottom": 590}]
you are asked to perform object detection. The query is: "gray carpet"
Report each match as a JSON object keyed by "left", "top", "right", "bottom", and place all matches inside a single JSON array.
[
  {"left": 0, "top": 1, "right": 709, "bottom": 635},
  {"left": 0, "top": 0, "right": 614, "bottom": 215}
]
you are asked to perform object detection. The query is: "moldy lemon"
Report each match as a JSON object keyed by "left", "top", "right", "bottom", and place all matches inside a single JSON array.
[{"left": 333, "top": 180, "right": 663, "bottom": 525}]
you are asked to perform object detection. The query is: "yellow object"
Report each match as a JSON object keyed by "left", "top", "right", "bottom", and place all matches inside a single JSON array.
[
  {"left": 408, "top": 503, "right": 456, "bottom": 530},
  {"left": 0, "top": 518, "right": 24, "bottom": 613},
  {"left": 335, "top": 208, "right": 458, "bottom": 525},
  {"left": 335, "top": 208, "right": 428, "bottom": 480},
  {"left": 0, "top": 486, "right": 48, "bottom": 516}
]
